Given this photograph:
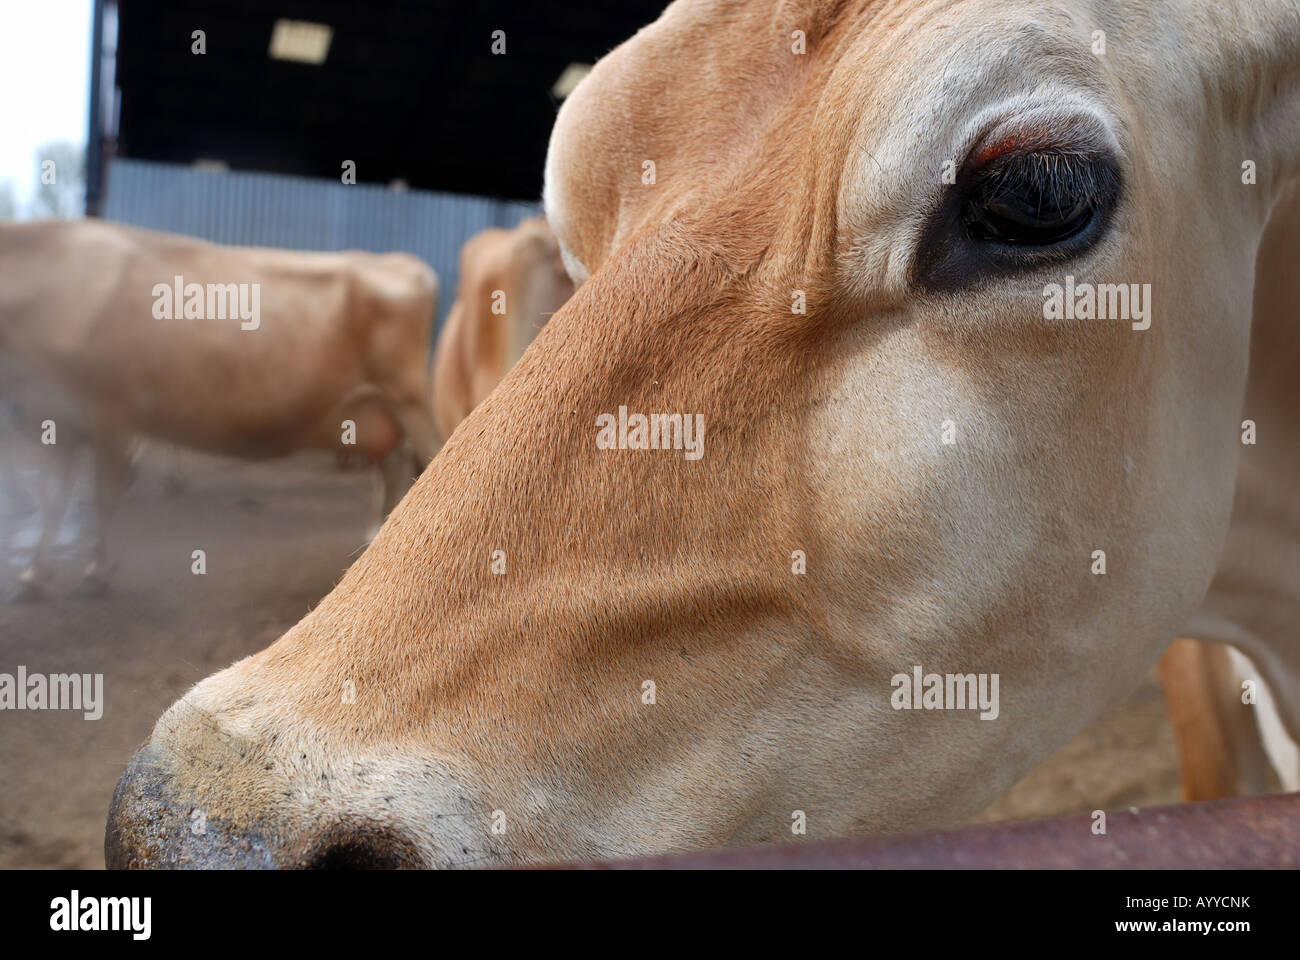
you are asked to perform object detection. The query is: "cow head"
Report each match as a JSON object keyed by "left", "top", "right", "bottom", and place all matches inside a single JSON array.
[
  {"left": 107, "top": 0, "right": 1300, "bottom": 867},
  {"left": 433, "top": 217, "right": 576, "bottom": 441}
]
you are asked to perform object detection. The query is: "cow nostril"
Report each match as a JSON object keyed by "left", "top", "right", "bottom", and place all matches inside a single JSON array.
[
  {"left": 301, "top": 839, "right": 390, "bottom": 870},
  {"left": 298, "top": 826, "right": 424, "bottom": 870}
]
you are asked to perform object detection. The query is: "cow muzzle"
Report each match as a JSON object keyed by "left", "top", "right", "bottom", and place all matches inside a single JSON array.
[
  {"left": 106, "top": 744, "right": 275, "bottom": 868},
  {"left": 105, "top": 743, "right": 424, "bottom": 869}
]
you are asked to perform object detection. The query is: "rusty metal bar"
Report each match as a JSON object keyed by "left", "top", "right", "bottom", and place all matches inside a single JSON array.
[{"left": 561, "top": 792, "right": 1300, "bottom": 869}]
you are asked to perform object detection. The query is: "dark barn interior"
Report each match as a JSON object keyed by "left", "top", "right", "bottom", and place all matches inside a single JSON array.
[{"left": 105, "top": 0, "right": 666, "bottom": 199}]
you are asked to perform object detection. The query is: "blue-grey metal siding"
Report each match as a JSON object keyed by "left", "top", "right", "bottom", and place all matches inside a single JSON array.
[{"left": 101, "top": 157, "right": 539, "bottom": 333}]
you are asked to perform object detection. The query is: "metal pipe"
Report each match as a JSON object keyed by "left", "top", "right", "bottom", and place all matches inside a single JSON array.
[
  {"left": 86, "top": 0, "right": 105, "bottom": 216},
  {"left": 561, "top": 792, "right": 1300, "bottom": 869}
]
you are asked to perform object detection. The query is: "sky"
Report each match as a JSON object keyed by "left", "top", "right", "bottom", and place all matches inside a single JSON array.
[{"left": 0, "top": 0, "right": 92, "bottom": 215}]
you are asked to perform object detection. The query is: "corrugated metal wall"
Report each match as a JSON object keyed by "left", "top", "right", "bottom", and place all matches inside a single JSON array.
[{"left": 102, "top": 157, "right": 539, "bottom": 333}]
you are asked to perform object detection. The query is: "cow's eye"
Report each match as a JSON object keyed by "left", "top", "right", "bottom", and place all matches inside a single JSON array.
[
  {"left": 914, "top": 137, "right": 1122, "bottom": 290},
  {"left": 962, "top": 150, "right": 1119, "bottom": 253}
]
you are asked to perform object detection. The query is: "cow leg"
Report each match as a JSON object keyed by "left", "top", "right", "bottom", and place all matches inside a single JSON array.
[
  {"left": 392, "top": 398, "right": 442, "bottom": 466},
  {"left": 79, "top": 430, "right": 132, "bottom": 596},
  {"left": 0, "top": 445, "right": 37, "bottom": 562},
  {"left": 163, "top": 444, "right": 188, "bottom": 496},
  {"left": 1158, "top": 638, "right": 1277, "bottom": 801},
  {"left": 12, "top": 440, "right": 77, "bottom": 602},
  {"left": 367, "top": 445, "right": 418, "bottom": 540},
  {"left": 0, "top": 441, "right": 37, "bottom": 522}
]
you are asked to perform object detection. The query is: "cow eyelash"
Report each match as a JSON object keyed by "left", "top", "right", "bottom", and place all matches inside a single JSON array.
[
  {"left": 913, "top": 139, "right": 1122, "bottom": 290},
  {"left": 962, "top": 150, "right": 1120, "bottom": 248}
]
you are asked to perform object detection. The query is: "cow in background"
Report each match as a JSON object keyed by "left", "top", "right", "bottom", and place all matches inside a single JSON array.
[
  {"left": 431, "top": 218, "right": 573, "bottom": 441},
  {"left": 1160, "top": 639, "right": 1299, "bottom": 799},
  {"left": 0, "top": 219, "right": 440, "bottom": 600}
]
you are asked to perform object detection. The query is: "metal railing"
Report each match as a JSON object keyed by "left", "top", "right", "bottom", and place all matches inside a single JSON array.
[{"left": 560, "top": 792, "right": 1300, "bottom": 869}]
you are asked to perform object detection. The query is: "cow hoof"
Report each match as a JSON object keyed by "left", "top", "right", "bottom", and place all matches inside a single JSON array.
[
  {"left": 9, "top": 566, "right": 49, "bottom": 602},
  {"left": 75, "top": 569, "right": 112, "bottom": 599},
  {"left": 8, "top": 578, "right": 46, "bottom": 603}
]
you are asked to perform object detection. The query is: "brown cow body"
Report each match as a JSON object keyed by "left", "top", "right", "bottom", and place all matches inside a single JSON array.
[{"left": 0, "top": 219, "right": 439, "bottom": 598}]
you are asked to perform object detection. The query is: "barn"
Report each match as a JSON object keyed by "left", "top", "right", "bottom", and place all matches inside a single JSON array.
[{"left": 85, "top": 0, "right": 663, "bottom": 329}]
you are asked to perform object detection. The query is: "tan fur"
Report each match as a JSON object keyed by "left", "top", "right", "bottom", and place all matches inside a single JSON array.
[
  {"left": 431, "top": 218, "right": 573, "bottom": 441},
  {"left": 108, "top": 0, "right": 1300, "bottom": 868},
  {"left": 1, "top": 220, "right": 440, "bottom": 593}
]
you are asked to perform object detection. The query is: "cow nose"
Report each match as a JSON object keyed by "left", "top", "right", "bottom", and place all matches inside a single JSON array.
[
  {"left": 105, "top": 744, "right": 276, "bottom": 869},
  {"left": 106, "top": 744, "right": 426, "bottom": 869}
]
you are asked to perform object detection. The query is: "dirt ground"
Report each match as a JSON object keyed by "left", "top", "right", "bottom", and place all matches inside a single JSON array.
[{"left": 0, "top": 447, "right": 1181, "bottom": 868}]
